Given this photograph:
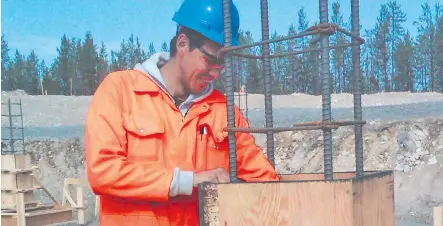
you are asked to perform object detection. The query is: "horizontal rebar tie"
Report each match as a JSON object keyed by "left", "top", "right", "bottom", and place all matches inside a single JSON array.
[
  {"left": 216, "top": 22, "right": 365, "bottom": 59},
  {"left": 223, "top": 120, "right": 366, "bottom": 133}
]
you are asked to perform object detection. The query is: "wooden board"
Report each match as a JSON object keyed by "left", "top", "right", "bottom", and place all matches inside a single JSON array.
[
  {"left": 14, "top": 155, "right": 33, "bottom": 190},
  {"left": 2, "top": 155, "right": 17, "bottom": 208},
  {"left": 1, "top": 208, "right": 73, "bottom": 226},
  {"left": 198, "top": 171, "right": 395, "bottom": 226},
  {"left": 1, "top": 154, "right": 34, "bottom": 209},
  {"left": 14, "top": 155, "right": 34, "bottom": 203},
  {"left": 435, "top": 206, "right": 443, "bottom": 226}
]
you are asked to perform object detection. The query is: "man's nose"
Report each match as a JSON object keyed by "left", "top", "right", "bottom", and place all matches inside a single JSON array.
[{"left": 208, "top": 69, "right": 222, "bottom": 80}]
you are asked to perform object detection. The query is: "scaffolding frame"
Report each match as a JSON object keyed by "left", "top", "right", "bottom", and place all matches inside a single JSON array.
[{"left": 221, "top": 0, "right": 365, "bottom": 181}]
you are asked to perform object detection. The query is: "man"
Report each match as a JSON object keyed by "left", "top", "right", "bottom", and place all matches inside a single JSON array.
[{"left": 85, "top": 0, "right": 279, "bottom": 225}]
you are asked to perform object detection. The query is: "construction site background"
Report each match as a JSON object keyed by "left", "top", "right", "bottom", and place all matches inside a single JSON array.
[{"left": 1, "top": 90, "right": 442, "bottom": 226}]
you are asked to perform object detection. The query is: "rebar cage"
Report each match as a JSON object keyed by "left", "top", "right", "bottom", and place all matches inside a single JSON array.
[
  {"left": 221, "top": 0, "right": 365, "bottom": 181},
  {"left": 1, "top": 98, "right": 26, "bottom": 155}
]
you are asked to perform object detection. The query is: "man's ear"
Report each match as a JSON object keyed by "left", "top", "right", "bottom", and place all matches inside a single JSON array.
[{"left": 176, "top": 33, "right": 189, "bottom": 55}]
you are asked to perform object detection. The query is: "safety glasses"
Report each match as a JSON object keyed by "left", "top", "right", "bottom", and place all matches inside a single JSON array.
[{"left": 198, "top": 47, "right": 225, "bottom": 71}]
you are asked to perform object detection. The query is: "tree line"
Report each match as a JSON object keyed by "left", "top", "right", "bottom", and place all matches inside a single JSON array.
[{"left": 1, "top": 1, "right": 443, "bottom": 96}]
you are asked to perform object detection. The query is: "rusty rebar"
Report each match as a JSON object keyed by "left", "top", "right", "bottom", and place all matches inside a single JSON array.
[
  {"left": 319, "top": 0, "right": 334, "bottom": 181},
  {"left": 293, "top": 120, "right": 366, "bottom": 127},
  {"left": 222, "top": 0, "right": 239, "bottom": 182},
  {"left": 306, "top": 23, "right": 337, "bottom": 36},
  {"left": 220, "top": 22, "right": 366, "bottom": 60},
  {"left": 223, "top": 120, "right": 366, "bottom": 134},
  {"left": 336, "top": 26, "right": 365, "bottom": 44},
  {"left": 224, "top": 125, "right": 339, "bottom": 133},
  {"left": 352, "top": 0, "right": 364, "bottom": 177},
  {"left": 270, "top": 42, "right": 357, "bottom": 59},
  {"left": 260, "top": 0, "right": 275, "bottom": 168},
  {"left": 218, "top": 29, "right": 320, "bottom": 56},
  {"left": 230, "top": 42, "right": 360, "bottom": 60}
]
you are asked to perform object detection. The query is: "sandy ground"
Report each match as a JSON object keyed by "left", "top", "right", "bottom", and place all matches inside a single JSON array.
[{"left": 1, "top": 90, "right": 443, "bottom": 226}]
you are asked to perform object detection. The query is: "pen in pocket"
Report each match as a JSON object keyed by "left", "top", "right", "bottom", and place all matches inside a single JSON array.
[{"left": 200, "top": 125, "right": 208, "bottom": 141}]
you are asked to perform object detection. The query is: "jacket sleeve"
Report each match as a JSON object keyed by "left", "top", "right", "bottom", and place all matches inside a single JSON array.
[
  {"left": 85, "top": 74, "right": 192, "bottom": 202},
  {"left": 234, "top": 108, "right": 280, "bottom": 182}
]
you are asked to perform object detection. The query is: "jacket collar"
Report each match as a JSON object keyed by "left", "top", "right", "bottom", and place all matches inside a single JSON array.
[
  {"left": 132, "top": 70, "right": 162, "bottom": 93},
  {"left": 131, "top": 70, "right": 226, "bottom": 104}
]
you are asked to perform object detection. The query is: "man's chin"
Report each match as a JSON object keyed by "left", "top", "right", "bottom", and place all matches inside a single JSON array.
[{"left": 191, "top": 83, "right": 210, "bottom": 94}]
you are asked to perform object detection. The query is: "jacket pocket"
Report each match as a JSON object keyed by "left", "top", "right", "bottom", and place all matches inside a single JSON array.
[
  {"left": 123, "top": 113, "right": 164, "bottom": 163},
  {"left": 205, "top": 131, "right": 230, "bottom": 170}
]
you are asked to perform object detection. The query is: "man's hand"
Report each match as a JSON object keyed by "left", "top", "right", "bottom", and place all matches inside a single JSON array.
[{"left": 193, "top": 168, "right": 230, "bottom": 187}]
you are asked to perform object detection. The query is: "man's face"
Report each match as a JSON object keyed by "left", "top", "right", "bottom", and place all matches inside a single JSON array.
[{"left": 177, "top": 35, "right": 225, "bottom": 94}]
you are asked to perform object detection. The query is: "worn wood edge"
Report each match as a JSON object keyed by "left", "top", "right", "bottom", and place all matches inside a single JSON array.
[
  {"left": 280, "top": 171, "right": 378, "bottom": 181},
  {"left": 198, "top": 182, "right": 220, "bottom": 226},
  {"left": 278, "top": 170, "right": 393, "bottom": 182}
]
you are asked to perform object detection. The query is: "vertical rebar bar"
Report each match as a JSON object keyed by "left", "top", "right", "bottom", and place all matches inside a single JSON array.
[
  {"left": 260, "top": 0, "right": 275, "bottom": 168},
  {"left": 8, "top": 98, "right": 14, "bottom": 153},
  {"left": 245, "top": 88, "right": 249, "bottom": 119},
  {"left": 243, "top": 56, "right": 249, "bottom": 119},
  {"left": 319, "top": 0, "right": 334, "bottom": 180},
  {"left": 19, "top": 99, "right": 25, "bottom": 154},
  {"left": 222, "top": 0, "right": 239, "bottom": 182},
  {"left": 352, "top": 0, "right": 364, "bottom": 176}
]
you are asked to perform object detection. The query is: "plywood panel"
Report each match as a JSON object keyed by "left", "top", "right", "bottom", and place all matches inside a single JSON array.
[
  {"left": 352, "top": 171, "right": 395, "bottom": 226},
  {"left": 199, "top": 171, "right": 396, "bottom": 226},
  {"left": 199, "top": 181, "right": 353, "bottom": 226}
]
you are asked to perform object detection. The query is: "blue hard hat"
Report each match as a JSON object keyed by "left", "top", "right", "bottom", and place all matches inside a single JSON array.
[{"left": 172, "top": 0, "right": 240, "bottom": 46}]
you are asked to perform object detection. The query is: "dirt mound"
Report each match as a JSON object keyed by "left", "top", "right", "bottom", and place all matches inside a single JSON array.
[{"left": 267, "top": 117, "right": 443, "bottom": 224}]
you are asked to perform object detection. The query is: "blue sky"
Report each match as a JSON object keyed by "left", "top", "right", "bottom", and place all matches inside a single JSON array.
[{"left": 2, "top": 0, "right": 441, "bottom": 64}]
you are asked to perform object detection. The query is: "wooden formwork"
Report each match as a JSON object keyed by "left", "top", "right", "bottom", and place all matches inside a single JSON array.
[
  {"left": 198, "top": 171, "right": 395, "bottom": 226},
  {"left": 1, "top": 154, "right": 74, "bottom": 226},
  {"left": 2, "top": 154, "right": 36, "bottom": 209},
  {"left": 435, "top": 206, "right": 443, "bottom": 226}
]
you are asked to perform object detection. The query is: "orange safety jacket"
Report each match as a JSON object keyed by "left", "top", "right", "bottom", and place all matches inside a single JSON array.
[{"left": 85, "top": 52, "right": 279, "bottom": 226}]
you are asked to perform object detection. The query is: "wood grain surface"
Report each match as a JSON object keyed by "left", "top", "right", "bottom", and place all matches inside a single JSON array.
[{"left": 199, "top": 171, "right": 395, "bottom": 226}]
